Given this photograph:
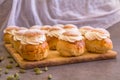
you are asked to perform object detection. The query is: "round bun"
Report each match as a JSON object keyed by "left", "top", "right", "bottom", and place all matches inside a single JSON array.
[
  {"left": 57, "top": 30, "right": 85, "bottom": 57},
  {"left": 57, "top": 39, "right": 85, "bottom": 57},
  {"left": 20, "top": 42, "right": 49, "bottom": 61}
]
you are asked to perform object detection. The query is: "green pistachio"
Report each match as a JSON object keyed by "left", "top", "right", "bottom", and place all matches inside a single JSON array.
[
  {"left": 7, "top": 75, "right": 14, "bottom": 80},
  {"left": 15, "top": 63, "right": 19, "bottom": 67},
  {"left": 6, "top": 64, "right": 13, "bottom": 69},
  {"left": 14, "top": 73, "right": 20, "bottom": 80},
  {"left": 34, "top": 67, "right": 40, "bottom": 72},
  {"left": 35, "top": 70, "right": 43, "bottom": 75},
  {"left": 19, "top": 69, "right": 26, "bottom": 73}
]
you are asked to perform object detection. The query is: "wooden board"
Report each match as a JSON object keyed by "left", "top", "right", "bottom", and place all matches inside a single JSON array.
[{"left": 4, "top": 44, "right": 117, "bottom": 69}]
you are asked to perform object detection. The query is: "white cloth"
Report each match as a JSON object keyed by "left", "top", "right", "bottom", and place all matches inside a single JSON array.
[{"left": 0, "top": 0, "right": 120, "bottom": 30}]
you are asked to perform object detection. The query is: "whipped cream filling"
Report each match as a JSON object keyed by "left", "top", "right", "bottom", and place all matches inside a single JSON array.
[
  {"left": 21, "top": 35, "right": 46, "bottom": 45},
  {"left": 47, "top": 29, "right": 65, "bottom": 38},
  {"left": 63, "top": 24, "right": 79, "bottom": 32},
  {"left": 95, "top": 28, "right": 110, "bottom": 38},
  {"left": 64, "top": 28, "right": 79, "bottom": 32},
  {"left": 79, "top": 26, "right": 94, "bottom": 35},
  {"left": 85, "top": 31, "right": 109, "bottom": 40},
  {"left": 13, "top": 30, "right": 28, "bottom": 41},
  {"left": 4, "top": 29, "right": 17, "bottom": 35},
  {"left": 59, "top": 33, "right": 83, "bottom": 42}
]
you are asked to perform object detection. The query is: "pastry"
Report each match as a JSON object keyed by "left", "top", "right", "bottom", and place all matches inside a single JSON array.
[
  {"left": 47, "top": 26, "right": 65, "bottom": 50},
  {"left": 3, "top": 26, "right": 19, "bottom": 44},
  {"left": 20, "top": 29, "right": 49, "bottom": 61},
  {"left": 57, "top": 31, "right": 85, "bottom": 57},
  {"left": 84, "top": 28, "right": 113, "bottom": 53}
]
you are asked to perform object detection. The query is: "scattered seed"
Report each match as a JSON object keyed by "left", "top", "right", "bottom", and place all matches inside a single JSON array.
[
  {"left": 6, "top": 64, "right": 13, "bottom": 69},
  {"left": 19, "top": 69, "right": 26, "bottom": 73},
  {"left": 48, "top": 74, "right": 52, "bottom": 80},
  {"left": 34, "top": 67, "right": 40, "bottom": 72},
  {"left": 6, "top": 75, "right": 14, "bottom": 80},
  {"left": 35, "top": 70, "right": 43, "bottom": 75},
  {"left": 15, "top": 63, "right": 19, "bottom": 67},
  {"left": 14, "top": 73, "right": 20, "bottom": 80}
]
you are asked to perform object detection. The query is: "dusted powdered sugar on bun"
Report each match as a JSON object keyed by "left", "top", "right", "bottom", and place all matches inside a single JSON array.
[
  {"left": 63, "top": 24, "right": 79, "bottom": 31},
  {"left": 47, "top": 26, "right": 65, "bottom": 38},
  {"left": 85, "top": 28, "right": 110, "bottom": 40},
  {"left": 13, "top": 29, "right": 28, "bottom": 41},
  {"left": 3, "top": 26, "right": 19, "bottom": 35},
  {"left": 59, "top": 31, "right": 83, "bottom": 42},
  {"left": 21, "top": 29, "right": 46, "bottom": 45},
  {"left": 79, "top": 26, "right": 94, "bottom": 35}
]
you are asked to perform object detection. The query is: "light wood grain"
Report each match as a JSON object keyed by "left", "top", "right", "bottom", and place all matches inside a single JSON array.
[{"left": 4, "top": 44, "right": 117, "bottom": 69}]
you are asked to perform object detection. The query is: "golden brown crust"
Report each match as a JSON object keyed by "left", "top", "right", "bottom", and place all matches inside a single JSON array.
[
  {"left": 20, "top": 42, "right": 49, "bottom": 61},
  {"left": 3, "top": 33, "right": 13, "bottom": 44},
  {"left": 47, "top": 36, "right": 58, "bottom": 50},
  {"left": 85, "top": 38, "right": 113, "bottom": 53},
  {"left": 57, "top": 40, "right": 85, "bottom": 57},
  {"left": 12, "top": 40, "right": 21, "bottom": 53}
]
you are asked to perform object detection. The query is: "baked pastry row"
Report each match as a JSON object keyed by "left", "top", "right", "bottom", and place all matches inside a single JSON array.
[{"left": 3, "top": 25, "right": 113, "bottom": 61}]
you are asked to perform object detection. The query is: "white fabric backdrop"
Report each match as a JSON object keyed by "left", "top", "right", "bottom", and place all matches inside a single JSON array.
[{"left": 0, "top": 0, "right": 120, "bottom": 31}]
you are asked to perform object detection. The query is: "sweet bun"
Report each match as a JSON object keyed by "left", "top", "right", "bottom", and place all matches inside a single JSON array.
[
  {"left": 20, "top": 29, "right": 49, "bottom": 61},
  {"left": 57, "top": 31, "right": 85, "bottom": 57},
  {"left": 84, "top": 28, "right": 113, "bottom": 53}
]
